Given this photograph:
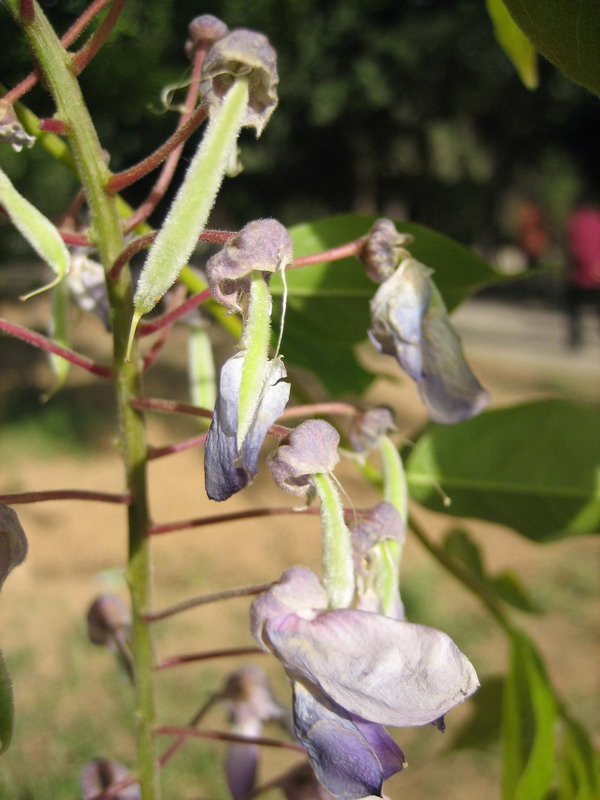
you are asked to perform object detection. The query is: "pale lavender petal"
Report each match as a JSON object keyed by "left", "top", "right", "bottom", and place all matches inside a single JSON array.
[
  {"left": 420, "top": 305, "right": 489, "bottom": 424},
  {"left": 250, "top": 566, "right": 328, "bottom": 649},
  {"left": 265, "top": 608, "right": 479, "bottom": 727},
  {"left": 349, "top": 717, "right": 406, "bottom": 780},
  {"left": 268, "top": 420, "right": 340, "bottom": 497},
  {"left": 225, "top": 742, "right": 259, "bottom": 800},
  {"left": 293, "top": 682, "right": 396, "bottom": 800},
  {"left": 204, "top": 354, "right": 290, "bottom": 501},
  {"left": 348, "top": 407, "right": 396, "bottom": 454}
]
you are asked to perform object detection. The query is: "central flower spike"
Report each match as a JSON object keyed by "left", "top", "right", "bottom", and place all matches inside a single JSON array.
[
  {"left": 251, "top": 566, "right": 479, "bottom": 800},
  {"left": 204, "top": 219, "right": 292, "bottom": 501}
]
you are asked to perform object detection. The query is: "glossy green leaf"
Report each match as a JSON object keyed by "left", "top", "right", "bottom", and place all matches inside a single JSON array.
[
  {"left": 501, "top": 629, "right": 557, "bottom": 800},
  {"left": 443, "top": 529, "right": 541, "bottom": 613},
  {"left": 0, "top": 650, "right": 13, "bottom": 755},
  {"left": 485, "top": 0, "right": 538, "bottom": 89},
  {"left": 502, "top": 0, "right": 600, "bottom": 97},
  {"left": 407, "top": 399, "right": 600, "bottom": 541},
  {"left": 272, "top": 214, "right": 499, "bottom": 395}
]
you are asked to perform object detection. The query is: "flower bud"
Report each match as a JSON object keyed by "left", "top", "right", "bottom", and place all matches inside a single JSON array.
[
  {"left": 200, "top": 29, "right": 278, "bottom": 136},
  {"left": 359, "top": 219, "right": 413, "bottom": 283},
  {"left": 348, "top": 407, "right": 396, "bottom": 454},
  {"left": 0, "top": 102, "right": 35, "bottom": 152},
  {"left": 80, "top": 759, "right": 140, "bottom": 800},
  {"left": 185, "top": 14, "right": 229, "bottom": 60},
  {"left": 86, "top": 594, "right": 131, "bottom": 646},
  {"left": 267, "top": 420, "right": 340, "bottom": 498},
  {"left": 206, "top": 218, "right": 293, "bottom": 310},
  {"left": 0, "top": 504, "right": 28, "bottom": 591}
]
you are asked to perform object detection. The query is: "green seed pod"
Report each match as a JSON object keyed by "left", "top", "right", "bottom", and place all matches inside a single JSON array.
[{"left": 0, "top": 167, "right": 70, "bottom": 300}]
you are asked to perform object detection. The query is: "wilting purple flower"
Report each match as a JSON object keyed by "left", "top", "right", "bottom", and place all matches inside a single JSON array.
[
  {"left": 204, "top": 354, "right": 290, "bottom": 501},
  {"left": 369, "top": 257, "right": 489, "bottom": 424},
  {"left": 358, "top": 218, "right": 413, "bottom": 284},
  {"left": 347, "top": 407, "right": 396, "bottom": 455},
  {"left": 251, "top": 566, "right": 478, "bottom": 800},
  {"left": 222, "top": 665, "right": 285, "bottom": 800},
  {"left": 67, "top": 250, "right": 110, "bottom": 329},
  {"left": 267, "top": 420, "right": 340, "bottom": 500}
]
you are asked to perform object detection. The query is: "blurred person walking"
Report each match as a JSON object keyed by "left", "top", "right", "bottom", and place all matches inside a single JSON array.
[{"left": 565, "top": 205, "right": 600, "bottom": 348}]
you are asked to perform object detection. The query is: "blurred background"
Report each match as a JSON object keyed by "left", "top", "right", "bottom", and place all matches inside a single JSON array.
[{"left": 0, "top": 1, "right": 599, "bottom": 799}]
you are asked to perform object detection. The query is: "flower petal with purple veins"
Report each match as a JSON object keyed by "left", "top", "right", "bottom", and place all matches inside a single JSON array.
[{"left": 204, "top": 354, "right": 290, "bottom": 501}]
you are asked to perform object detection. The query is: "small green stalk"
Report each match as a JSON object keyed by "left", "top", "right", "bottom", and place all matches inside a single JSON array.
[
  {"left": 379, "top": 435, "right": 408, "bottom": 522},
  {"left": 237, "top": 272, "right": 272, "bottom": 449},
  {"left": 5, "top": 3, "right": 159, "bottom": 797},
  {"left": 372, "top": 539, "right": 401, "bottom": 616},
  {"left": 313, "top": 473, "right": 355, "bottom": 609}
]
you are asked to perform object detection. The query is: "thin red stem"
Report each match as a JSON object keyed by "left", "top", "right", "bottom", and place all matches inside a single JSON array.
[
  {"left": 142, "top": 323, "right": 170, "bottom": 371},
  {"left": 108, "top": 232, "right": 156, "bottom": 280},
  {"left": 292, "top": 238, "right": 365, "bottom": 268},
  {"left": 156, "top": 647, "right": 264, "bottom": 671},
  {"left": 159, "top": 694, "right": 220, "bottom": 770},
  {"left": 19, "top": 0, "right": 34, "bottom": 23},
  {"left": 70, "top": 0, "right": 127, "bottom": 75},
  {"left": 148, "top": 433, "right": 207, "bottom": 460},
  {"left": 154, "top": 727, "right": 305, "bottom": 754},
  {"left": 278, "top": 401, "right": 361, "bottom": 421},
  {"left": 0, "top": 490, "right": 130, "bottom": 504},
  {"left": 138, "top": 289, "right": 211, "bottom": 336},
  {"left": 59, "top": 230, "right": 91, "bottom": 246},
  {"left": 2, "top": 0, "right": 116, "bottom": 105},
  {"left": 38, "top": 118, "right": 68, "bottom": 134},
  {"left": 150, "top": 505, "right": 318, "bottom": 536},
  {"left": 122, "top": 44, "right": 207, "bottom": 231},
  {"left": 131, "top": 396, "right": 213, "bottom": 420},
  {"left": 144, "top": 583, "right": 272, "bottom": 623},
  {"left": 0, "top": 318, "right": 112, "bottom": 377},
  {"left": 106, "top": 104, "right": 207, "bottom": 195}
]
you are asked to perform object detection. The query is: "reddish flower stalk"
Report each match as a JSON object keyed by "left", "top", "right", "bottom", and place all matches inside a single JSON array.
[
  {"left": 138, "top": 288, "right": 211, "bottom": 336},
  {"left": 59, "top": 230, "right": 91, "bottom": 246},
  {"left": 122, "top": 44, "right": 207, "bottom": 232},
  {"left": 0, "top": 318, "right": 112, "bottom": 377},
  {"left": 144, "top": 583, "right": 272, "bottom": 623},
  {"left": 158, "top": 693, "right": 221, "bottom": 770},
  {"left": 291, "top": 237, "right": 366, "bottom": 268},
  {"left": 278, "top": 401, "right": 362, "bottom": 421},
  {"left": 70, "top": 0, "right": 127, "bottom": 76},
  {"left": 108, "top": 232, "right": 156, "bottom": 280},
  {"left": 38, "top": 118, "right": 69, "bottom": 135},
  {"left": 148, "top": 433, "right": 207, "bottom": 460},
  {"left": 2, "top": 0, "right": 116, "bottom": 105},
  {"left": 19, "top": 0, "right": 34, "bottom": 23},
  {"left": 150, "top": 505, "right": 318, "bottom": 536},
  {"left": 154, "top": 726, "right": 305, "bottom": 754},
  {"left": 155, "top": 647, "right": 264, "bottom": 671},
  {"left": 106, "top": 104, "right": 207, "bottom": 196},
  {"left": 0, "top": 490, "right": 130, "bottom": 504},
  {"left": 131, "top": 396, "right": 213, "bottom": 420}
]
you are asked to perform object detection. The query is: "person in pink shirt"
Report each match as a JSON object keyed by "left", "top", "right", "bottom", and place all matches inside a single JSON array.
[{"left": 566, "top": 205, "right": 600, "bottom": 348}]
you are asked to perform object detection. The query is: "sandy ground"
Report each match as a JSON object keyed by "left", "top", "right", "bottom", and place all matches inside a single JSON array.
[{"left": 0, "top": 295, "right": 598, "bottom": 799}]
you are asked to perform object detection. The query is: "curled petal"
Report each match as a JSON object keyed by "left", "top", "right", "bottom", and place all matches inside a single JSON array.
[
  {"left": 251, "top": 566, "right": 328, "bottom": 649},
  {"left": 268, "top": 420, "right": 340, "bottom": 498},
  {"left": 207, "top": 219, "right": 293, "bottom": 310},
  {"left": 293, "top": 682, "right": 404, "bottom": 800},
  {"left": 0, "top": 503, "right": 28, "bottom": 591},
  {"left": 359, "top": 219, "right": 413, "bottom": 284},
  {"left": 266, "top": 607, "right": 479, "bottom": 727},
  {"left": 200, "top": 29, "right": 278, "bottom": 136},
  {"left": 204, "top": 354, "right": 290, "bottom": 501}
]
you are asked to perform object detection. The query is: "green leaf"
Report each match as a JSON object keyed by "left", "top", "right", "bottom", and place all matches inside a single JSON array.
[
  {"left": 273, "top": 214, "right": 499, "bottom": 395},
  {"left": 450, "top": 675, "right": 504, "bottom": 751},
  {"left": 501, "top": 0, "right": 600, "bottom": 97},
  {"left": 443, "top": 529, "right": 541, "bottom": 613},
  {"left": 0, "top": 650, "right": 13, "bottom": 755},
  {"left": 501, "top": 629, "right": 557, "bottom": 800},
  {"left": 557, "top": 715, "right": 600, "bottom": 800},
  {"left": 485, "top": 0, "right": 538, "bottom": 89},
  {"left": 407, "top": 399, "right": 600, "bottom": 541}
]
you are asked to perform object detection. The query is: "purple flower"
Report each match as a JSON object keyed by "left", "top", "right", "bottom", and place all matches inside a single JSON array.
[
  {"left": 204, "top": 354, "right": 290, "bottom": 501},
  {"left": 369, "top": 257, "right": 489, "bottom": 424},
  {"left": 251, "top": 566, "right": 478, "bottom": 799}
]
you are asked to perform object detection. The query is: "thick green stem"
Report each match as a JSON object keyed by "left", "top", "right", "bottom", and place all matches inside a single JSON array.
[
  {"left": 5, "top": 3, "right": 159, "bottom": 797},
  {"left": 313, "top": 473, "right": 354, "bottom": 609}
]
